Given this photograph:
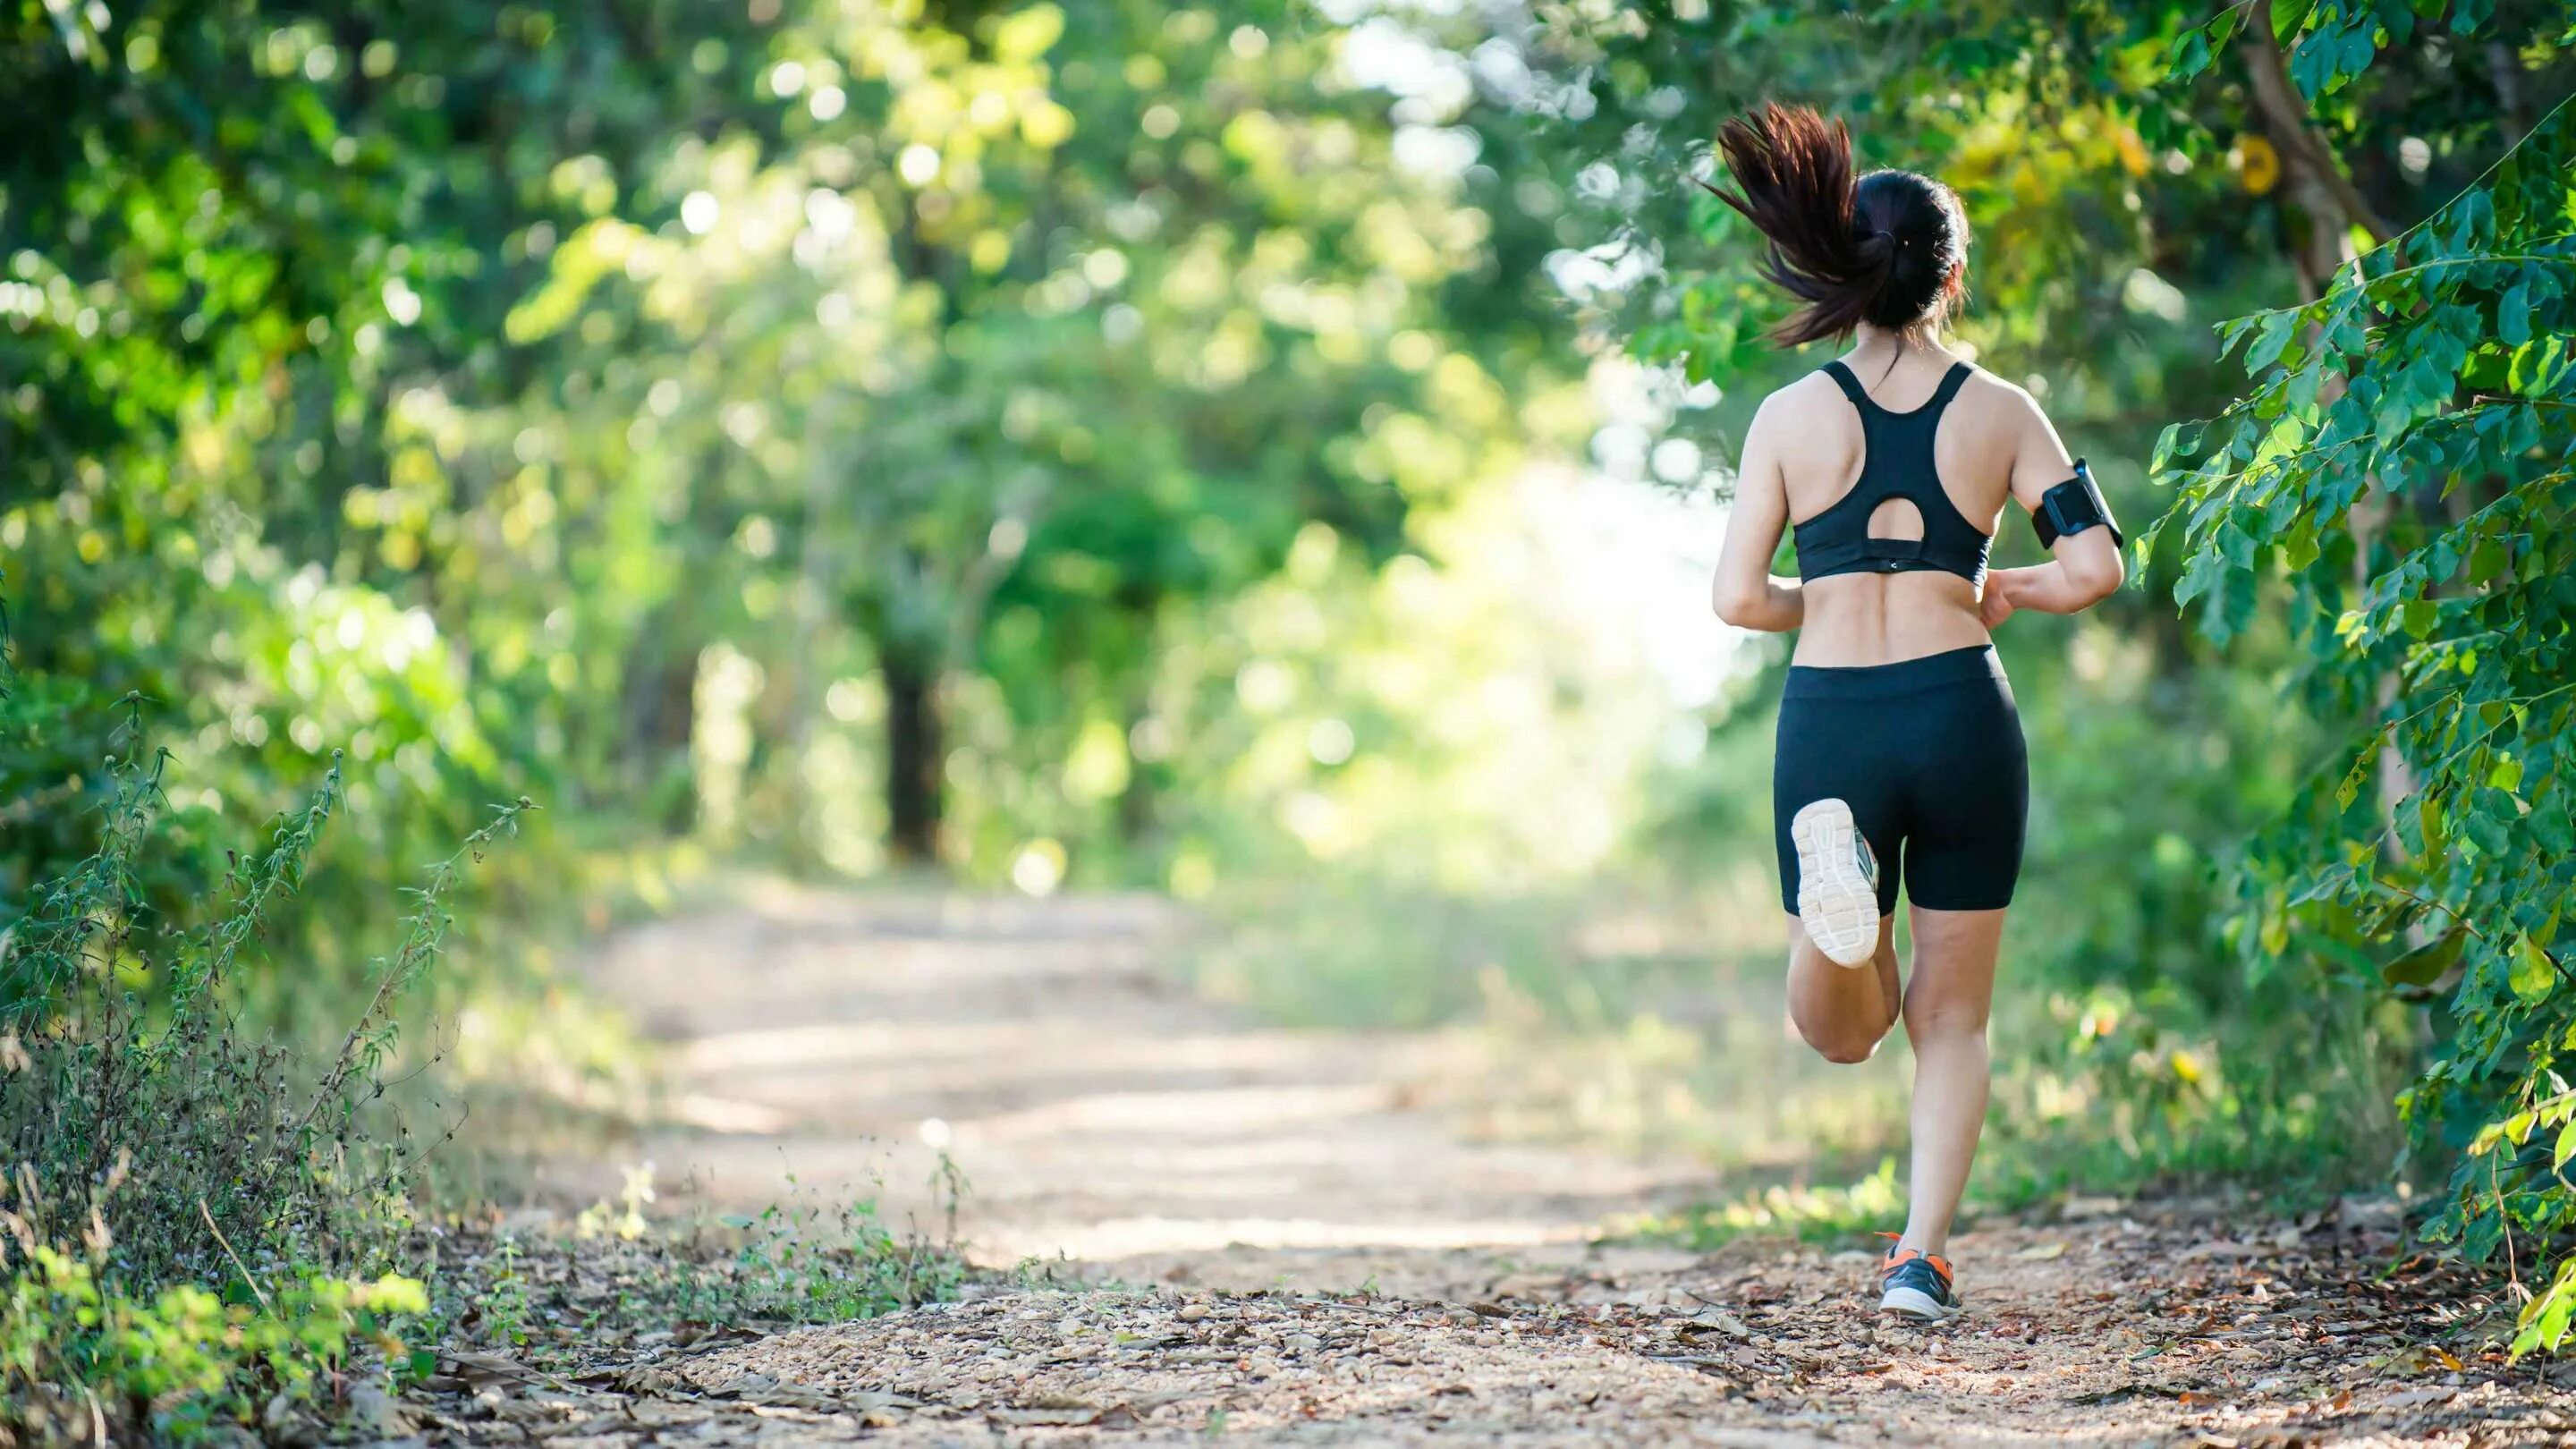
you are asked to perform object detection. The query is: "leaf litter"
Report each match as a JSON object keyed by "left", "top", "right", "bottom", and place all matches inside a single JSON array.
[{"left": 404, "top": 1201, "right": 2576, "bottom": 1446}]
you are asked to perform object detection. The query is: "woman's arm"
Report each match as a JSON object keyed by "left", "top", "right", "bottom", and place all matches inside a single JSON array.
[
  {"left": 1979, "top": 389, "right": 2125, "bottom": 626},
  {"left": 1712, "top": 399, "right": 1805, "bottom": 632}
]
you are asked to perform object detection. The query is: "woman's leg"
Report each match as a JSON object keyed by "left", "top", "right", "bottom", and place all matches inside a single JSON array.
[
  {"left": 1894, "top": 905, "right": 2006, "bottom": 1256},
  {"left": 1785, "top": 912, "right": 1901, "bottom": 1063}
]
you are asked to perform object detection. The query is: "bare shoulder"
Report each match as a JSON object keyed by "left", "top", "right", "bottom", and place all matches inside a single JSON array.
[
  {"left": 1747, "top": 369, "right": 1848, "bottom": 436},
  {"left": 1959, "top": 366, "right": 2077, "bottom": 495},
  {"left": 1957, "top": 366, "right": 2049, "bottom": 429}
]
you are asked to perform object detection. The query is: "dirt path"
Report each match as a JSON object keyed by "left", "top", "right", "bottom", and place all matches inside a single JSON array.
[
  {"left": 557, "top": 882, "right": 1713, "bottom": 1277},
  {"left": 444, "top": 886, "right": 2574, "bottom": 1446}
]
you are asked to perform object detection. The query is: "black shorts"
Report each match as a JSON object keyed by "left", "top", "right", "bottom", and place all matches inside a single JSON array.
[{"left": 1773, "top": 645, "right": 2028, "bottom": 915}]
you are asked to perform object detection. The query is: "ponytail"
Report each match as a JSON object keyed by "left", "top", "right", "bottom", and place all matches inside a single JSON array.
[{"left": 1701, "top": 103, "right": 1967, "bottom": 346}]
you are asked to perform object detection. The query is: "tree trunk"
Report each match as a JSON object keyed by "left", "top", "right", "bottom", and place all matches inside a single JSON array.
[
  {"left": 1116, "top": 697, "right": 1157, "bottom": 846},
  {"left": 631, "top": 646, "right": 699, "bottom": 835},
  {"left": 2239, "top": 22, "right": 2390, "bottom": 301},
  {"left": 883, "top": 647, "right": 944, "bottom": 865}
]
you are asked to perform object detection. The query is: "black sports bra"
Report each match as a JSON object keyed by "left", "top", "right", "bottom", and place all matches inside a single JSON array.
[{"left": 1792, "top": 360, "right": 1993, "bottom": 584}]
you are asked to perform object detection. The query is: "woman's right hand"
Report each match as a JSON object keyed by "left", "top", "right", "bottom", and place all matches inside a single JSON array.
[{"left": 1979, "top": 572, "right": 2018, "bottom": 629}]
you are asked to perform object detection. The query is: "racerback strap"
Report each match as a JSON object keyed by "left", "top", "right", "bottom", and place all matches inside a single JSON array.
[
  {"left": 1823, "top": 359, "right": 1971, "bottom": 417},
  {"left": 1793, "top": 360, "right": 1991, "bottom": 584},
  {"left": 1821, "top": 360, "right": 1874, "bottom": 407}
]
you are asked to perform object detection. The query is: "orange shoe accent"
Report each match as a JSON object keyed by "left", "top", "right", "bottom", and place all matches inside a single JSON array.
[{"left": 1875, "top": 1233, "right": 1953, "bottom": 1288}]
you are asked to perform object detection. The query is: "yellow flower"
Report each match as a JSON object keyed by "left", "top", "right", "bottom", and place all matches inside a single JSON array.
[
  {"left": 2113, "top": 126, "right": 2149, "bottom": 177},
  {"left": 2233, "top": 135, "right": 2281, "bottom": 195}
]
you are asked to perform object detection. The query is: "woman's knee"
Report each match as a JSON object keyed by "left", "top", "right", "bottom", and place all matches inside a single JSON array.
[
  {"left": 1796, "top": 1014, "right": 1890, "bottom": 1064},
  {"left": 1902, "top": 994, "right": 1989, "bottom": 1042}
]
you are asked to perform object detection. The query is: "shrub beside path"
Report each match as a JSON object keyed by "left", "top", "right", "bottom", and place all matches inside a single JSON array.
[{"left": 410, "top": 886, "right": 2575, "bottom": 1446}]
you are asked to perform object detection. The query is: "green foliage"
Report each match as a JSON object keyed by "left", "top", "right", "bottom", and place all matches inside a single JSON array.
[
  {"left": 1621, "top": 1160, "right": 1905, "bottom": 1250},
  {"left": 1, "top": 0, "right": 635, "bottom": 1022},
  {"left": 1617, "top": 1155, "right": 1906, "bottom": 1248},
  {"left": 2148, "top": 8, "right": 2576, "bottom": 1352},
  {"left": 477, "top": 0, "right": 1568, "bottom": 874},
  {"left": 673, "top": 1191, "right": 968, "bottom": 1330},
  {"left": 3, "top": 0, "right": 1575, "bottom": 917},
  {"left": 0, "top": 1228, "right": 427, "bottom": 1445}
]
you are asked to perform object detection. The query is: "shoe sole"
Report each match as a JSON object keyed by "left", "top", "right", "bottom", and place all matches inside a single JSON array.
[
  {"left": 1879, "top": 1284, "right": 1962, "bottom": 1321},
  {"left": 1792, "top": 798, "right": 1881, "bottom": 968}
]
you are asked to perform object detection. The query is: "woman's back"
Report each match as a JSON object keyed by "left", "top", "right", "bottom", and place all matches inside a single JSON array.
[{"left": 1741, "top": 344, "right": 2064, "bottom": 667}]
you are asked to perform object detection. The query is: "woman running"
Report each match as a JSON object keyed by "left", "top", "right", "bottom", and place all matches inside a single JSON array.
[{"left": 1704, "top": 105, "right": 2128, "bottom": 1321}]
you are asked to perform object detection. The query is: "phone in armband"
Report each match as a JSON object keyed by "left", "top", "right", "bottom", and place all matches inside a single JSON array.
[{"left": 2032, "top": 458, "right": 2122, "bottom": 550}]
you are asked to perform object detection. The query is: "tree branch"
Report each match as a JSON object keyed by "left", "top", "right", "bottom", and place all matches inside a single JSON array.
[{"left": 2240, "top": 17, "right": 2394, "bottom": 247}]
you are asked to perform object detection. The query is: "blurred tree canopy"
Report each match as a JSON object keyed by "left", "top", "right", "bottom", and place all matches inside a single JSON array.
[{"left": 1, "top": 0, "right": 1593, "bottom": 944}]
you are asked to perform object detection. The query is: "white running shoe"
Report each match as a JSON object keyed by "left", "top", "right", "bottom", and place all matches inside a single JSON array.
[{"left": 1792, "top": 798, "right": 1881, "bottom": 967}]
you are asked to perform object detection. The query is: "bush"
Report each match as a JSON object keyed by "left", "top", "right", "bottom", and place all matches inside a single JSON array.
[
  {"left": 0, "top": 601, "right": 524, "bottom": 1437},
  {"left": 0, "top": 738, "right": 528, "bottom": 1288},
  {"left": 2149, "top": 48, "right": 2576, "bottom": 1353}
]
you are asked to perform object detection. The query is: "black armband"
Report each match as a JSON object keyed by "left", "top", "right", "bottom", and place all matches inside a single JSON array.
[{"left": 2032, "top": 458, "right": 2123, "bottom": 551}]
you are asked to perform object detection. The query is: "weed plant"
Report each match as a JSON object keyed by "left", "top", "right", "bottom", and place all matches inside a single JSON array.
[
  {"left": 0, "top": 603, "right": 524, "bottom": 1441},
  {"left": 420, "top": 1165, "right": 972, "bottom": 1366}
]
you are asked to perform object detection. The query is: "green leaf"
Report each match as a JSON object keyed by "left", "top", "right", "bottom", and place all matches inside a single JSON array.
[
  {"left": 2165, "top": 27, "right": 2212, "bottom": 80},
  {"left": 2490, "top": 753, "right": 2523, "bottom": 792},
  {"left": 2498, "top": 280, "right": 2532, "bottom": 347},
  {"left": 2282, "top": 523, "right": 2321, "bottom": 571},
  {"left": 2335, "top": 26, "right": 2377, "bottom": 87},
  {"left": 2245, "top": 310, "right": 2299, "bottom": 373},
  {"left": 2384, "top": 927, "right": 2465, "bottom": 987},
  {"left": 2286, "top": 364, "right": 2323, "bottom": 415},
  {"left": 2512, "top": 936, "right": 2558, "bottom": 1004},
  {"left": 2334, "top": 736, "right": 2378, "bottom": 809},
  {"left": 2447, "top": 189, "right": 2496, "bottom": 252},
  {"left": 2287, "top": 30, "right": 2335, "bottom": 97}
]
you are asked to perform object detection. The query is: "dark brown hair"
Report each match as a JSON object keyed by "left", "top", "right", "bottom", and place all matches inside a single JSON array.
[{"left": 1700, "top": 103, "right": 1969, "bottom": 345}]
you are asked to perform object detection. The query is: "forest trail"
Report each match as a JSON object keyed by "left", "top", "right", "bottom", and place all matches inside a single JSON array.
[
  {"left": 464, "top": 887, "right": 2576, "bottom": 1446},
  {"left": 564, "top": 881, "right": 1713, "bottom": 1278}
]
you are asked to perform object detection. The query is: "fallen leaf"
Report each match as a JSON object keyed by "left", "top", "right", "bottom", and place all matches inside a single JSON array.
[
  {"left": 437, "top": 1352, "right": 555, "bottom": 1392},
  {"left": 1682, "top": 1309, "right": 1755, "bottom": 1340},
  {"left": 991, "top": 1406, "right": 1103, "bottom": 1427},
  {"left": 2381, "top": 1385, "right": 2456, "bottom": 1409}
]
